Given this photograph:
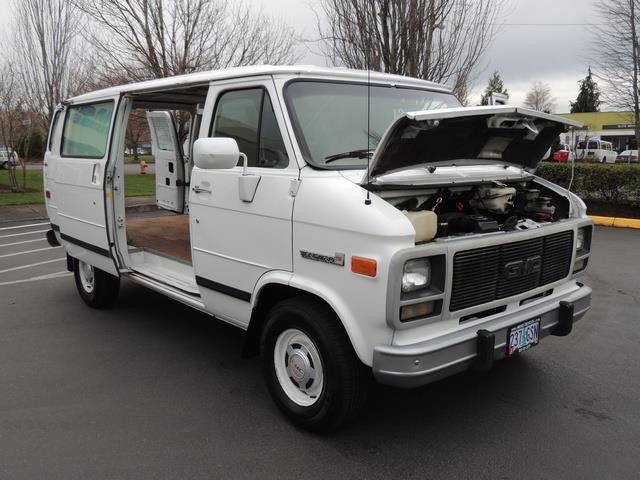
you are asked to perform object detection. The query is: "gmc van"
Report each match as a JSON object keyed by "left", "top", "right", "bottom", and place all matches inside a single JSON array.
[
  {"left": 44, "top": 66, "right": 593, "bottom": 431},
  {"left": 576, "top": 139, "right": 616, "bottom": 163}
]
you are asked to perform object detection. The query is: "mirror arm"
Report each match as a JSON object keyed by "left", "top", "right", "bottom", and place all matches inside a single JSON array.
[{"left": 240, "top": 153, "right": 248, "bottom": 175}]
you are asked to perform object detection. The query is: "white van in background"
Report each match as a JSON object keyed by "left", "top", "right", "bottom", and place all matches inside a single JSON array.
[{"left": 575, "top": 139, "right": 616, "bottom": 163}]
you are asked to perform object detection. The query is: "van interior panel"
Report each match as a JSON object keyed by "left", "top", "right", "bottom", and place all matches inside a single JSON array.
[{"left": 126, "top": 214, "right": 192, "bottom": 263}]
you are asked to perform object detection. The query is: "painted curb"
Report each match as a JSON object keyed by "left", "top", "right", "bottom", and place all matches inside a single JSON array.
[{"left": 590, "top": 215, "right": 640, "bottom": 229}]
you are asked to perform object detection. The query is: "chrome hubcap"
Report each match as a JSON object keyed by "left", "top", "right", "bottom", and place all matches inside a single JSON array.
[
  {"left": 274, "top": 329, "right": 324, "bottom": 407},
  {"left": 78, "top": 261, "right": 95, "bottom": 293}
]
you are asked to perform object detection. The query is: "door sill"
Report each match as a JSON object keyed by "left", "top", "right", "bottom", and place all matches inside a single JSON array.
[{"left": 127, "top": 249, "right": 199, "bottom": 295}]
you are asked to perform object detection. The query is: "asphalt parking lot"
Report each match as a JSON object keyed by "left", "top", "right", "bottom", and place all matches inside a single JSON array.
[{"left": 0, "top": 220, "right": 638, "bottom": 479}]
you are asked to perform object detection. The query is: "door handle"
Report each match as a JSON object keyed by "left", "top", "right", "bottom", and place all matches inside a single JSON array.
[
  {"left": 192, "top": 185, "right": 211, "bottom": 194},
  {"left": 91, "top": 163, "right": 101, "bottom": 184}
]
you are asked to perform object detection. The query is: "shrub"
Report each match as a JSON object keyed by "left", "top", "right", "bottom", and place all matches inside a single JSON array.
[
  {"left": 16, "top": 130, "right": 45, "bottom": 160},
  {"left": 536, "top": 162, "right": 640, "bottom": 206}
]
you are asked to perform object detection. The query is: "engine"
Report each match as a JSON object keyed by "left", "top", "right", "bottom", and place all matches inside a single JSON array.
[{"left": 385, "top": 180, "right": 569, "bottom": 243}]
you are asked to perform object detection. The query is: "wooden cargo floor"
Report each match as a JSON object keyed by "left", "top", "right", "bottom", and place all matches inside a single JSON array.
[{"left": 126, "top": 214, "right": 192, "bottom": 263}]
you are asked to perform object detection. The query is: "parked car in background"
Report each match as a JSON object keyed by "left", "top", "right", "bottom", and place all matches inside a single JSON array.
[
  {"left": 0, "top": 147, "right": 19, "bottom": 169},
  {"left": 553, "top": 143, "right": 576, "bottom": 162},
  {"left": 575, "top": 139, "right": 616, "bottom": 163},
  {"left": 615, "top": 150, "right": 639, "bottom": 163}
]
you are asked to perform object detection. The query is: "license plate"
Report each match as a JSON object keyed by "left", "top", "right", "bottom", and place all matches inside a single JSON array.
[
  {"left": 507, "top": 318, "right": 540, "bottom": 356},
  {"left": 587, "top": 151, "right": 594, "bottom": 156}
]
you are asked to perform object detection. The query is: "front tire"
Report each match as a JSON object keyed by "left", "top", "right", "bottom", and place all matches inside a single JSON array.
[
  {"left": 73, "top": 258, "right": 120, "bottom": 308},
  {"left": 261, "top": 297, "right": 369, "bottom": 432}
]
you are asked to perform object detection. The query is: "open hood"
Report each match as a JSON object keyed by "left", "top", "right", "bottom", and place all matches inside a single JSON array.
[{"left": 364, "top": 105, "right": 582, "bottom": 182}]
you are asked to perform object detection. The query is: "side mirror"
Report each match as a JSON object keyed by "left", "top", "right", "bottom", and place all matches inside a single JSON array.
[{"left": 193, "top": 137, "right": 241, "bottom": 170}]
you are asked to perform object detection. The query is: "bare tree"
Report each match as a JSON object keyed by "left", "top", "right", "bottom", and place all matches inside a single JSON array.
[
  {"left": 524, "top": 81, "right": 555, "bottom": 112},
  {"left": 0, "top": 64, "right": 27, "bottom": 191},
  {"left": 125, "top": 110, "right": 151, "bottom": 162},
  {"left": 316, "top": 0, "right": 504, "bottom": 101},
  {"left": 592, "top": 0, "right": 640, "bottom": 147},
  {"left": 74, "top": 0, "right": 300, "bottom": 83},
  {"left": 9, "top": 0, "right": 85, "bottom": 131}
]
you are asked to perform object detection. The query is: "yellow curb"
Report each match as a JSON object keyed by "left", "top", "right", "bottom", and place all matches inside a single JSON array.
[{"left": 590, "top": 215, "right": 640, "bottom": 229}]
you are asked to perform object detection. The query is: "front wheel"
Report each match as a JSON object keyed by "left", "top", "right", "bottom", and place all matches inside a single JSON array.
[
  {"left": 73, "top": 258, "right": 120, "bottom": 308},
  {"left": 261, "top": 297, "right": 369, "bottom": 432}
]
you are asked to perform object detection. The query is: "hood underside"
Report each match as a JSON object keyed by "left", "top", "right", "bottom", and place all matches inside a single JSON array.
[{"left": 365, "top": 105, "right": 582, "bottom": 181}]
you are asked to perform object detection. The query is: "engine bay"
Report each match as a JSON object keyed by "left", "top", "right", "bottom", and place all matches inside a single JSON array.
[{"left": 381, "top": 179, "right": 570, "bottom": 243}]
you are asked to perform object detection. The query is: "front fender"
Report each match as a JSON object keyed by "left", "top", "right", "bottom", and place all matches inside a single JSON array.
[{"left": 252, "top": 269, "right": 392, "bottom": 367}]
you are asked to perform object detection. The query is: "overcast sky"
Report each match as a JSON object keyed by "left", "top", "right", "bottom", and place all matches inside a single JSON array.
[{"left": 0, "top": 0, "right": 598, "bottom": 112}]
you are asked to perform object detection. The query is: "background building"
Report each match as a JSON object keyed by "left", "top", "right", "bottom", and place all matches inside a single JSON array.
[{"left": 558, "top": 111, "right": 636, "bottom": 151}]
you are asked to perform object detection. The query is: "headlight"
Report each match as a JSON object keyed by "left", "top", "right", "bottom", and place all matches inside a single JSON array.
[
  {"left": 576, "top": 228, "right": 585, "bottom": 251},
  {"left": 402, "top": 258, "right": 431, "bottom": 292}
]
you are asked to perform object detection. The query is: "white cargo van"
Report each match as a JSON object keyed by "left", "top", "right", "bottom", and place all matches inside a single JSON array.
[
  {"left": 44, "top": 66, "right": 593, "bottom": 431},
  {"left": 575, "top": 139, "right": 616, "bottom": 163}
]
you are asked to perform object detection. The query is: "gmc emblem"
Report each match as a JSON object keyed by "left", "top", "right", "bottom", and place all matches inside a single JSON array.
[{"left": 503, "top": 255, "right": 542, "bottom": 279}]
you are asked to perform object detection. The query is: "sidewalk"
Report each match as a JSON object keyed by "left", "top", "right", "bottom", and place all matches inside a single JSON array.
[{"left": 0, "top": 196, "right": 156, "bottom": 224}]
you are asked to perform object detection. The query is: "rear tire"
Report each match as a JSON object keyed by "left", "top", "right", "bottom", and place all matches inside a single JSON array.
[
  {"left": 261, "top": 297, "right": 369, "bottom": 432},
  {"left": 73, "top": 258, "right": 120, "bottom": 308}
]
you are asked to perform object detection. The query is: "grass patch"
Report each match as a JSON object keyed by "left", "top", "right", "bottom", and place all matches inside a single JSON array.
[
  {"left": 124, "top": 154, "right": 155, "bottom": 164},
  {"left": 125, "top": 173, "right": 156, "bottom": 197},
  {"left": 0, "top": 169, "right": 46, "bottom": 205},
  {"left": 0, "top": 169, "right": 156, "bottom": 205}
]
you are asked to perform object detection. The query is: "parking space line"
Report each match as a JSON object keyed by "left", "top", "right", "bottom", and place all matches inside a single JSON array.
[
  {"left": 0, "top": 246, "right": 62, "bottom": 259},
  {"left": 0, "top": 238, "right": 48, "bottom": 248},
  {"left": 0, "top": 258, "right": 65, "bottom": 274},
  {"left": 0, "top": 222, "right": 49, "bottom": 231},
  {"left": 0, "top": 229, "right": 48, "bottom": 239},
  {"left": 0, "top": 271, "right": 72, "bottom": 286}
]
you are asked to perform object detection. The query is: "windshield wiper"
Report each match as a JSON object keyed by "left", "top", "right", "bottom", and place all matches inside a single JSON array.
[{"left": 324, "top": 148, "right": 374, "bottom": 163}]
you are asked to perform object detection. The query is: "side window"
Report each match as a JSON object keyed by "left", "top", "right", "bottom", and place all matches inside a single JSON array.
[
  {"left": 48, "top": 110, "right": 61, "bottom": 151},
  {"left": 588, "top": 141, "right": 598, "bottom": 150},
  {"left": 211, "top": 88, "right": 288, "bottom": 168},
  {"left": 61, "top": 101, "right": 114, "bottom": 158}
]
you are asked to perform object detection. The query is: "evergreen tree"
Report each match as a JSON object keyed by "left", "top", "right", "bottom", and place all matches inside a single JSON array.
[
  {"left": 570, "top": 67, "right": 601, "bottom": 113},
  {"left": 480, "top": 71, "right": 508, "bottom": 105}
]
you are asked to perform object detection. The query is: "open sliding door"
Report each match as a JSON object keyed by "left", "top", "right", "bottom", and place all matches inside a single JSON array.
[{"left": 55, "top": 98, "right": 119, "bottom": 275}]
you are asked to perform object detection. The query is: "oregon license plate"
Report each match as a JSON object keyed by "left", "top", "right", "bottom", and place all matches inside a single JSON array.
[{"left": 507, "top": 318, "right": 541, "bottom": 356}]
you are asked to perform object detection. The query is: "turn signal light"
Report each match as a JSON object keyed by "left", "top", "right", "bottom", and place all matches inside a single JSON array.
[
  {"left": 400, "top": 301, "right": 435, "bottom": 322},
  {"left": 351, "top": 256, "right": 377, "bottom": 277}
]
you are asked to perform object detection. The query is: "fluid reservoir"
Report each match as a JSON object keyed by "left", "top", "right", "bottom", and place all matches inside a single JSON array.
[{"left": 403, "top": 210, "right": 437, "bottom": 243}]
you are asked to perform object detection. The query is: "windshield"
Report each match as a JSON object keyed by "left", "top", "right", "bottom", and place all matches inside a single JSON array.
[{"left": 285, "top": 81, "right": 461, "bottom": 169}]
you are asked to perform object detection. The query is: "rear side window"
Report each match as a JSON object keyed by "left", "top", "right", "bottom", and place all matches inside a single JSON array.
[
  {"left": 588, "top": 141, "right": 598, "bottom": 149},
  {"left": 211, "top": 88, "right": 288, "bottom": 168},
  {"left": 61, "top": 101, "right": 114, "bottom": 158}
]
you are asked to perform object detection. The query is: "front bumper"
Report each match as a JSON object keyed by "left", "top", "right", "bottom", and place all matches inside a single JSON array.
[{"left": 372, "top": 283, "right": 592, "bottom": 388}]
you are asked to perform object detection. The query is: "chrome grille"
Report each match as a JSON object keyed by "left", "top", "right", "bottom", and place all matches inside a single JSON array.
[{"left": 450, "top": 231, "right": 573, "bottom": 312}]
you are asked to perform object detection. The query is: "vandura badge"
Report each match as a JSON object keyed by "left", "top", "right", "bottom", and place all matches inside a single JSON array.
[{"left": 300, "top": 251, "right": 346, "bottom": 267}]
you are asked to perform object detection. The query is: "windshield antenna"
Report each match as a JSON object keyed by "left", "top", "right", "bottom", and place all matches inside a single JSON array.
[{"left": 364, "top": 4, "right": 372, "bottom": 205}]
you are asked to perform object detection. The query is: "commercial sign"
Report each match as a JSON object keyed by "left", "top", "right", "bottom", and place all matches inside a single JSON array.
[{"left": 603, "top": 123, "right": 635, "bottom": 130}]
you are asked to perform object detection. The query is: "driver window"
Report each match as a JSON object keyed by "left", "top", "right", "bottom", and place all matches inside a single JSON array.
[{"left": 211, "top": 88, "right": 288, "bottom": 168}]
